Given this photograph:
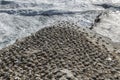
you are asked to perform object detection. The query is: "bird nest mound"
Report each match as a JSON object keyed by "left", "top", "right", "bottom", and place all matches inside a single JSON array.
[{"left": 0, "top": 21, "right": 120, "bottom": 80}]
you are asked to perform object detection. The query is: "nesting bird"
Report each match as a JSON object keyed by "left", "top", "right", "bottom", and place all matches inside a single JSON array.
[{"left": 0, "top": 21, "right": 120, "bottom": 80}]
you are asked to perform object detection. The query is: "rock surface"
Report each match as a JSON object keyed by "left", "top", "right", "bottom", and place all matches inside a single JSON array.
[{"left": 92, "top": 11, "right": 120, "bottom": 43}]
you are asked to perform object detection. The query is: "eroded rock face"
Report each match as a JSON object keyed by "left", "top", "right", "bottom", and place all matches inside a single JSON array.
[
  {"left": 0, "top": 22, "right": 120, "bottom": 80},
  {"left": 92, "top": 11, "right": 120, "bottom": 43}
]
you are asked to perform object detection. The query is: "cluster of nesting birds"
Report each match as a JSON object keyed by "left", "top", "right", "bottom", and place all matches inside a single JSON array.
[{"left": 0, "top": 21, "right": 120, "bottom": 80}]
